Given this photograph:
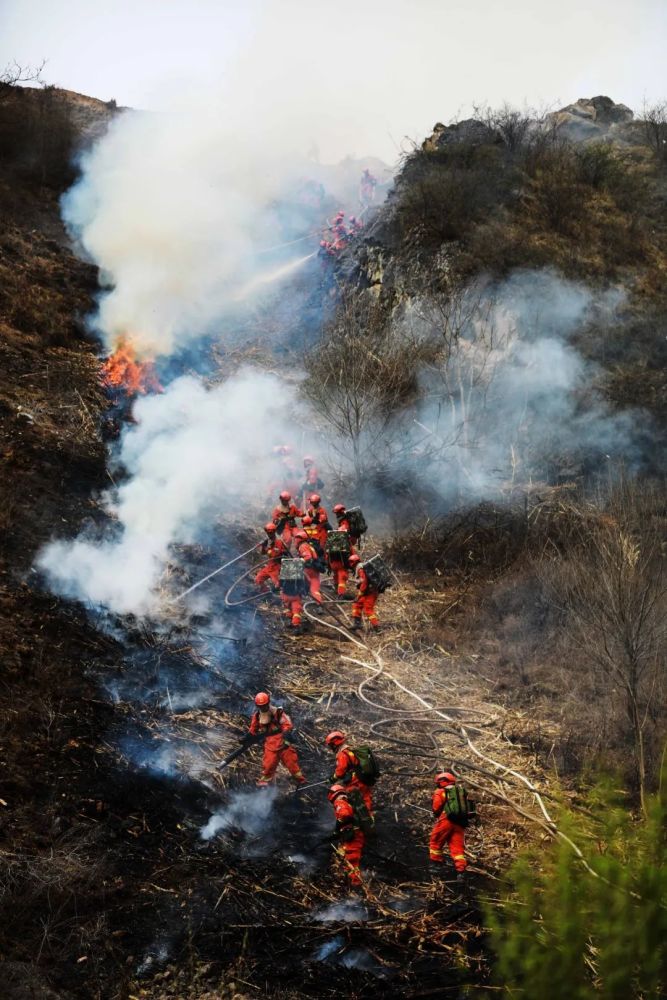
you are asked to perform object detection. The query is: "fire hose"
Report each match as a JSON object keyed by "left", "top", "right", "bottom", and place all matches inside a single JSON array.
[
  {"left": 224, "top": 560, "right": 274, "bottom": 608},
  {"left": 301, "top": 598, "right": 624, "bottom": 889},
  {"left": 169, "top": 541, "right": 263, "bottom": 604}
]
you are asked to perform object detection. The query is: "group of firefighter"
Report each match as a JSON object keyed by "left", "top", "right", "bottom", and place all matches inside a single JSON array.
[
  {"left": 236, "top": 691, "right": 471, "bottom": 889},
  {"left": 256, "top": 452, "right": 390, "bottom": 635}
]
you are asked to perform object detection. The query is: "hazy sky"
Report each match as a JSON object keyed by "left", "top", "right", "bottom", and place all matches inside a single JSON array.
[{"left": 1, "top": 0, "right": 665, "bottom": 161}]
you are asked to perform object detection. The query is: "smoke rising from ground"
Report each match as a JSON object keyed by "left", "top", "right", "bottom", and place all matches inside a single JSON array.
[
  {"left": 200, "top": 786, "right": 279, "bottom": 842},
  {"left": 38, "top": 369, "right": 305, "bottom": 615}
]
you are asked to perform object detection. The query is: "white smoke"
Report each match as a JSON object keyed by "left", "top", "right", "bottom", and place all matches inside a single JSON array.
[
  {"left": 38, "top": 369, "right": 304, "bottom": 615},
  {"left": 200, "top": 786, "right": 279, "bottom": 841}
]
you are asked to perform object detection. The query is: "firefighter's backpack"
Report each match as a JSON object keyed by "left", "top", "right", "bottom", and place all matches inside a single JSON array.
[
  {"left": 443, "top": 784, "right": 470, "bottom": 828},
  {"left": 352, "top": 745, "right": 381, "bottom": 786},
  {"left": 345, "top": 506, "right": 368, "bottom": 537},
  {"left": 347, "top": 788, "right": 375, "bottom": 836},
  {"left": 361, "top": 554, "right": 392, "bottom": 593},
  {"left": 325, "top": 531, "right": 352, "bottom": 559},
  {"left": 279, "top": 558, "right": 308, "bottom": 596}
]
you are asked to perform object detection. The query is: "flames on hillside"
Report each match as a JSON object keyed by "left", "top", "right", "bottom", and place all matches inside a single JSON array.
[{"left": 101, "top": 337, "right": 163, "bottom": 396}]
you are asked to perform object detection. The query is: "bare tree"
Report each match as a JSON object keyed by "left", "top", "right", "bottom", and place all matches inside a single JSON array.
[
  {"left": 543, "top": 480, "right": 667, "bottom": 811},
  {"left": 303, "top": 291, "right": 424, "bottom": 483},
  {"left": 641, "top": 100, "right": 667, "bottom": 164},
  {"left": 0, "top": 60, "right": 46, "bottom": 100}
]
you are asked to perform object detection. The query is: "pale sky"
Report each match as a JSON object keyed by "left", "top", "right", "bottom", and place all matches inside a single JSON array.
[{"left": 1, "top": 0, "right": 665, "bottom": 161}]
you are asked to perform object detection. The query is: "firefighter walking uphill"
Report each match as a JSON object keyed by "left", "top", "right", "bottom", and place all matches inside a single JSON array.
[
  {"left": 254, "top": 523, "right": 288, "bottom": 592},
  {"left": 429, "top": 771, "right": 469, "bottom": 881},
  {"left": 349, "top": 554, "right": 381, "bottom": 630},
  {"left": 249, "top": 692, "right": 306, "bottom": 787}
]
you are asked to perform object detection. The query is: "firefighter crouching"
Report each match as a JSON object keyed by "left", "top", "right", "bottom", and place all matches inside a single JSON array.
[
  {"left": 328, "top": 784, "right": 368, "bottom": 888},
  {"left": 250, "top": 692, "right": 306, "bottom": 787},
  {"left": 255, "top": 523, "right": 287, "bottom": 592},
  {"left": 429, "top": 771, "right": 469, "bottom": 881},
  {"left": 325, "top": 731, "right": 376, "bottom": 812}
]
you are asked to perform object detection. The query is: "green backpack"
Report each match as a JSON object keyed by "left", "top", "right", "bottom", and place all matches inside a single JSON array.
[
  {"left": 325, "top": 531, "right": 351, "bottom": 558},
  {"left": 443, "top": 784, "right": 470, "bottom": 828},
  {"left": 352, "top": 745, "right": 381, "bottom": 786}
]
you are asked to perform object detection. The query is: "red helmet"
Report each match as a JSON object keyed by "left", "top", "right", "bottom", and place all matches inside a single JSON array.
[
  {"left": 309, "top": 493, "right": 321, "bottom": 505},
  {"left": 325, "top": 731, "right": 346, "bottom": 748},
  {"left": 303, "top": 455, "right": 315, "bottom": 465},
  {"left": 348, "top": 553, "right": 361, "bottom": 566},
  {"left": 333, "top": 503, "right": 346, "bottom": 516},
  {"left": 264, "top": 522, "right": 277, "bottom": 534},
  {"left": 328, "top": 783, "right": 348, "bottom": 802},
  {"left": 279, "top": 491, "right": 291, "bottom": 503},
  {"left": 435, "top": 771, "right": 456, "bottom": 787},
  {"left": 293, "top": 529, "right": 308, "bottom": 542},
  {"left": 301, "top": 515, "right": 313, "bottom": 526},
  {"left": 254, "top": 692, "right": 270, "bottom": 707}
]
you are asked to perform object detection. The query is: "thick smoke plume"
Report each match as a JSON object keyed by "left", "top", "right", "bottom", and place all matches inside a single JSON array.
[{"left": 38, "top": 369, "right": 304, "bottom": 615}]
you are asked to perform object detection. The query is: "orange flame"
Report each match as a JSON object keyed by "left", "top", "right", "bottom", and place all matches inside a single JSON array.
[{"left": 101, "top": 338, "right": 162, "bottom": 396}]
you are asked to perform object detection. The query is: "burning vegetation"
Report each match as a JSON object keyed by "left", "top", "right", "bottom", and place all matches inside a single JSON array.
[
  {"left": 2, "top": 80, "right": 667, "bottom": 1000},
  {"left": 100, "top": 337, "right": 163, "bottom": 396}
]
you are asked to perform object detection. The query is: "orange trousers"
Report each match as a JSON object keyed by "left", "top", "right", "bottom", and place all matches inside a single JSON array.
[
  {"left": 260, "top": 744, "right": 304, "bottom": 782},
  {"left": 336, "top": 830, "right": 365, "bottom": 885},
  {"left": 304, "top": 568, "right": 322, "bottom": 603},
  {"left": 255, "top": 563, "right": 280, "bottom": 590},
  {"left": 281, "top": 594, "right": 303, "bottom": 625},
  {"left": 352, "top": 593, "right": 379, "bottom": 624},
  {"left": 348, "top": 778, "right": 373, "bottom": 814},
  {"left": 329, "top": 559, "right": 349, "bottom": 595},
  {"left": 429, "top": 816, "right": 467, "bottom": 871}
]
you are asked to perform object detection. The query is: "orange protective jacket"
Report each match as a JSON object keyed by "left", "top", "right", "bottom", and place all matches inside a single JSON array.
[
  {"left": 271, "top": 503, "right": 304, "bottom": 531},
  {"left": 249, "top": 706, "right": 293, "bottom": 752},
  {"left": 260, "top": 537, "right": 288, "bottom": 564},
  {"left": 356, "top": 567, "right": 376, "bottom": 595}
]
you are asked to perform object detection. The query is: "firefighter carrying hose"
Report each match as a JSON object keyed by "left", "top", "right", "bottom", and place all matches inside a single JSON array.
[
  {"left": 429, "top": 771, "right": 469, "bottom": 882},
  {"left": 328, "top": 784, "right": 368, "bottom": 887},
  {"left": 325, "top": 731, "right": 378, "bottom": 812},
  {"left": 349, "top": 554, "right": 381, "bottom": 630},
  {"left": 250, "top": 692, "right": 306, "bottom": 787},
  {"left": 255, "top": 523, "right": 288, "bottom": 592},
  {"left": 271, "top": 491, "right": 303, "bottom": 545}
]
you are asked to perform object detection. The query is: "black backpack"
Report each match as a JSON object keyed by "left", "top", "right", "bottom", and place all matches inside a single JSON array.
[
  {"left": 345, "top": 506, "right": 368, "bottom": 536},
  {"left": 325, "top": 531, "right": 352, "bottom": 559},
  {"left": 361, "top": 554, "right": 392, "bottom": 594},
  {"left": 351, "top": 745, "right": 381, "bottom": 786},
  {"left": 279, "top": 558, "right": 308, "bottom": 596}
]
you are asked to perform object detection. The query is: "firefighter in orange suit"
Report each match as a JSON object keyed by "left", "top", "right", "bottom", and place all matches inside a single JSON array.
[
  {"left": 325, "top": 731, "right": 373, "bottom": 812},
  {"left": 249, "top": 692, "right": 306, "bottom": 787},
  {"left": 255, "top": 523, "right": 288, "bottom": 591},
  {"left": 293, "top": 529, "right": 323, "bottom": 604},
  {"left": 429, "top": 771, "right": 467, "bottom": 873},
  {"left": 349, "top": 554, "right": 380, "bottom": 630},
  {"left": 301, "top": 456, "right": 323, "bottom": 507},
  {"left": 271, "top": 491, "right": 303, "bottom": 545},
  {"left": 333, "top": 503, "right": 360, "bottom": 548},
  {"left": 305, "top": 493, "right": 330, "bottom": 550},
  {"left": 328, "top": 784, "right": 365, "bottom": 887}
]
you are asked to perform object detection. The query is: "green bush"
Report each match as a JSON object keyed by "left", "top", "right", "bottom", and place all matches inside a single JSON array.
[{"left": 485, "top": 772, "right": 667, "bottom": 998}]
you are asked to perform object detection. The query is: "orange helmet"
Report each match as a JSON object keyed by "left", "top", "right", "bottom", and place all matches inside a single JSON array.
[
  {"left": 328, "top": 783, "right": 348, "bottom": 803},
  {"left": 333, "top": 503, "right": 346, "bottom": 516},
  {"left": 279, "top": 491, "right": 291, "bottom": 503},
  {"left": 308, "top": 493, "right": 321, "bottom": 505},
  {"left": 264, "top": 522, "right": 277, "bottom": 534},
  {"left": 293, "top": 529, "right": 308, "bottom": 543},
  {"left": 303, "top": 455, "right": 315, "bottom": 466},
  {"left": 254, "top": 692, "right": 270, "bottom": 707},
  {"left": 435, "top": 771, "right": 456, "bottom": 787},
  {"left": 301, "top": 515, "right": 313, "bottom": 526},
  {"left": 325, "top": 731, "right": 346, "bottom": 748},
  {"left": 348, "top": 553, "right": 360, "bottom": 566}
]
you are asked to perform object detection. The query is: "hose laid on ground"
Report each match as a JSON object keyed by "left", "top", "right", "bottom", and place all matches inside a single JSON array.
[{"left": 301, "top": 597, "right": 622, "bottom": 889}]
